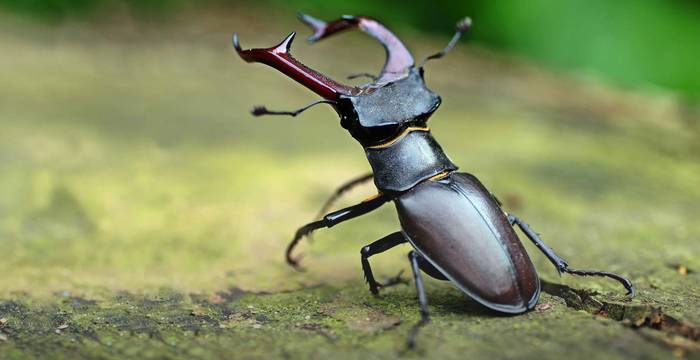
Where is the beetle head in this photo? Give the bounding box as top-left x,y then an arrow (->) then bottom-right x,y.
233,14 -> 451,147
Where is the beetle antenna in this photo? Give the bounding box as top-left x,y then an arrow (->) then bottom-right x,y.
347,72 -> 379,81
418,17 -> 472,67
251,99 -> 337,117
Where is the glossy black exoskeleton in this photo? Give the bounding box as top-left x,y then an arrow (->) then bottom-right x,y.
232,14 -> 635,348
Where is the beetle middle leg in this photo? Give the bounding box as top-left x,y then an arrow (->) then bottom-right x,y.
406,250 -> 430,349
315,172 -> 374,219
286,193 -> 389,269
360,232 -> 409,295
508,214 -> 636,297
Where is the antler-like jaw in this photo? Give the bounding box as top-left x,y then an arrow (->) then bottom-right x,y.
298,14 -> 415,84
233,31 -> 359,100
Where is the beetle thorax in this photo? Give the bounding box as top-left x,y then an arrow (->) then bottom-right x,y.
336,68 -> 441,147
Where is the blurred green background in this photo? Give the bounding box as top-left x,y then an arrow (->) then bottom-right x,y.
0,1 -> 699,359
2,0 -> 700,101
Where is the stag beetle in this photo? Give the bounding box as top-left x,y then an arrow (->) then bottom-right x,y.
232,14 -> 635,347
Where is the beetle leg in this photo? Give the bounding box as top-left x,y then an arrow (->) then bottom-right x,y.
250,99 -> 336,117
360,232 -> 408,295
381,269 -> 410,288
286,193 -> 390,269
314,172 -> 374,220
508,214 -> 636,297
308,172 -> 373,243
407,250 -> 430,349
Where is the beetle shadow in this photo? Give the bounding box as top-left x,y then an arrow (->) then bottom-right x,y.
416,282 -> 512,318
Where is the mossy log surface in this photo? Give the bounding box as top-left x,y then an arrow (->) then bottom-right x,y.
0,9 -> 698,359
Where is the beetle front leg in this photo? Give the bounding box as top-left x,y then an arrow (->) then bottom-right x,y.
360,232 -> 408,295
286,193 -> 389,269
306,172 -> 374,244
407,250 -> 430,349
508,214 -> 636,297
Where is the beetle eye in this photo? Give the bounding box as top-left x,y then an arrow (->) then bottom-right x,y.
419,67 -> 425,78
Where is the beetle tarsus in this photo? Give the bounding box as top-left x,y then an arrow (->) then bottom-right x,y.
407,317 -> 429,350
360,232 -> 407,295
559,266 -> 637,297
380,269 -> 409,288
510,214 -> 636,297
287,195 -> 389,270
286,256 -> 306,272
367,269 -> 409,296
286,220 -> 324,269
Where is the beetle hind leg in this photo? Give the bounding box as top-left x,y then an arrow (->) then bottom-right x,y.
407,250 -> 430,349
508,214 -> 636,297
360,232 -> 408,295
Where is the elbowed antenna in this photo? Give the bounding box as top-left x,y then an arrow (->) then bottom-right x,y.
233,32 -> 359,100
298,14 -> 415,84
418,17 -> 472,67
250,99 -> 337,117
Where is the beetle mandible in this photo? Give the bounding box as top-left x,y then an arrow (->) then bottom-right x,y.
232,14 -> 635,347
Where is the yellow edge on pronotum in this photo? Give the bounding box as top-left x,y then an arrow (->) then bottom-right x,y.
365,127 -> 430,150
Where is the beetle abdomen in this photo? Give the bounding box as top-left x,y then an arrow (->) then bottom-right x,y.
395,172 -> 540,314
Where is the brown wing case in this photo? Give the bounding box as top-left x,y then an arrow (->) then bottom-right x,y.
395,172 -> 540,313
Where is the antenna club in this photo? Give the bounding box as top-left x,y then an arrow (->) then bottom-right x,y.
251,106 -> 267,116
457,17 -> 472,33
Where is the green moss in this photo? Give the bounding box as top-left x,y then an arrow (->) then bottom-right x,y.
2,283 -> 696,359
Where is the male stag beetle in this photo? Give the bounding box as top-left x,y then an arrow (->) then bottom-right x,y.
232,14 -> 635,347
